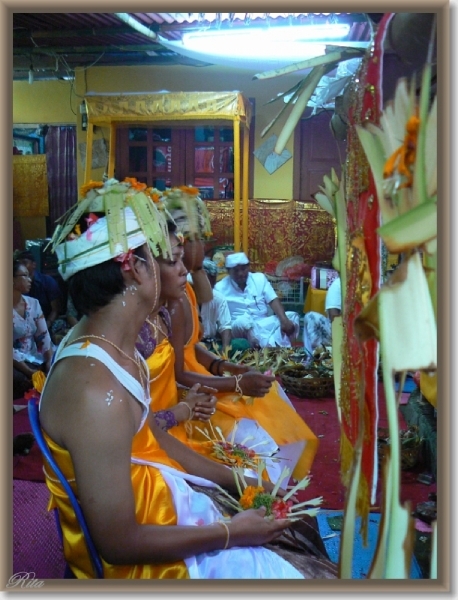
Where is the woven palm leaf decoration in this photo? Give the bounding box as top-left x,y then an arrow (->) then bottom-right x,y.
48,178 -> 172,259
129,190 -> 171,259
160,186 -> 212,241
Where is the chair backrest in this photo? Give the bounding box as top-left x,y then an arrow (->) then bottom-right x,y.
28,397 -> 104,578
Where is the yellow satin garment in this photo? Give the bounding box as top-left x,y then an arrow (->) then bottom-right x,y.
44,421 -> 189,579
146,337 -> 216,458
184,283 -> 319,480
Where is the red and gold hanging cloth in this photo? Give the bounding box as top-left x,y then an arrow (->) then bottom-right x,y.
339,13 -> 395,538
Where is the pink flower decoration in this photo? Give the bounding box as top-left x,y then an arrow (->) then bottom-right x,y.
85,213 -> 99,228
114,249 -> 134,271
195,518 -> 205,526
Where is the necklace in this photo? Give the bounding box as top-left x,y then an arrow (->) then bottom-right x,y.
146,314 -> 168,340
70,334 -> 148,392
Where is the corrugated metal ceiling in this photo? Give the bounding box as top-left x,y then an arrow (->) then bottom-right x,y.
13,12 -> 372,79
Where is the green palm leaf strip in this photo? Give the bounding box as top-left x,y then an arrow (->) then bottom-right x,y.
129,192 -> 172,258
104,189 -> 128,255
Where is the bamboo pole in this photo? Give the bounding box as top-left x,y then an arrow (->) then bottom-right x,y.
108,123 -> 117,178
84,122 -> 94,184
233,119 -> 241,252
242,124 -> 249,254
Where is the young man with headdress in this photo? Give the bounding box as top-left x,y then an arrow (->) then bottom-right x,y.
37,178 -> 337,579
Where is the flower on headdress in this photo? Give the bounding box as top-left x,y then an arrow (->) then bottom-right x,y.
123,177 -> 147,192
80,181 -> 104,197
85,213 -> 99,228
114,249 -> 135,271
145,187 -> 161,203
175,232 -> 185,245
179,185 -> 200,196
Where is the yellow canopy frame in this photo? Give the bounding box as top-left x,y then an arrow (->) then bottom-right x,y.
83,91 -> 252,253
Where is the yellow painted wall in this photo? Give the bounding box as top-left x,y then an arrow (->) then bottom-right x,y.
13,80 -> 76,244
13,80 -> 76,124
14,64 -> 304,199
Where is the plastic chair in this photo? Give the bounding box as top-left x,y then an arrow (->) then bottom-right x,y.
28,397 -> 104,578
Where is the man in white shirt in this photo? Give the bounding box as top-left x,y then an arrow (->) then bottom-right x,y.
200,258 -> 233,349
324,277 -> 342,323
214,252 -> 300,348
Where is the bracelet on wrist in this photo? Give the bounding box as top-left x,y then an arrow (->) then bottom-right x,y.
209,358 -> 226,376
234,374 -> 243,395
215,520 -> 230,550
154,410 -> 179,431
217,360 -> 226,376
179,388 -> 189,400
208,358 -> 220,375
177,401 -> 193,421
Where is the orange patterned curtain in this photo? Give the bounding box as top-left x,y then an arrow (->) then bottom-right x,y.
13,155 -> 49,217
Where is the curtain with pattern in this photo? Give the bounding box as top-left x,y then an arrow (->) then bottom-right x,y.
45,126 -> 77,230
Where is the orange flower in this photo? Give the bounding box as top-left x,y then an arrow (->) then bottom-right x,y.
383,113 -> 420,189
146,188 -> 161,203
80,181 -> 104,197
179,185 -> 200,196
123,177 -> 147,191
240,486 -> 264,509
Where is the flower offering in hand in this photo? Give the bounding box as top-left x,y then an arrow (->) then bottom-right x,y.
231,462 -> 323,521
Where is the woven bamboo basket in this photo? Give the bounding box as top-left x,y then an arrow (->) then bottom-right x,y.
280,367 -> 334,399
377,426 -> 422,470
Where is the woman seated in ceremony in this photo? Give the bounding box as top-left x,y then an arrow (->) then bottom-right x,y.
135,220 -> 218,451
138,221 -> 288,482
13,258 -> 54,399
161,191 -> 319,483
38,180 -> 337,580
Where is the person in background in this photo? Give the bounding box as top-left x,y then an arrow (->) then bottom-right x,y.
160,186 -> 214,305
214,252 -> 300,349
13,259 -> 53,399
16,250 -> 63,338
302,276 -> 341,354
199,258 -> 233,350
65,294 -> 81,329
167,267 -> 320,484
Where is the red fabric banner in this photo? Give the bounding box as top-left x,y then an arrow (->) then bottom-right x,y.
339,13 -> 395,538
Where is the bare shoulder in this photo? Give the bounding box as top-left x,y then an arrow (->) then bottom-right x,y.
168,297 -> 187,323
40,356 -> 140,448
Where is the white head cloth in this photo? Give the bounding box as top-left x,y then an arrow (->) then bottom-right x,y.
56,207 -> 147,281
225,252 -> 250,269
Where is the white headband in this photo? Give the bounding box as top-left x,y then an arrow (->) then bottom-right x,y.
225,252 -> 250,268
56,207 -> 147,281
